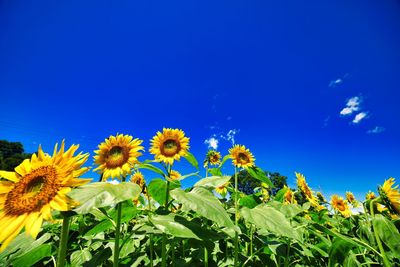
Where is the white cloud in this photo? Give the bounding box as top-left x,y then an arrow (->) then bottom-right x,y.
340,96 -> 361,116
219,129 -> 240,145
329,78 -> 343,88
204,136 -> 219,150
352,112 -> 367,124
367,126 -> 385,134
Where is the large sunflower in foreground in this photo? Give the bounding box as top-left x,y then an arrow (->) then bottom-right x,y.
331,195 -> 351,218
229,145 -> 255,168
94,134 -> 143,180
296,172 -> 319,207
0,141 -> 91,251
150,128 -> 190,165
379,177 -> 400,214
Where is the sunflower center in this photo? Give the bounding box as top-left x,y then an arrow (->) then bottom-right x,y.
4,166 -> 60,215
161,139 -> 181,157
238,153 -> 249,163
105,146 -> 129,168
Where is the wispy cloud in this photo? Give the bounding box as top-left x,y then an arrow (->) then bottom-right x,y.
329,78 -> 343,88
220,129 -> 240,145
352,112 -> 368,124
340,96 -> 361,116
367,126 -> 385,134
204,136 -> 219,150
322,116 -> 330,128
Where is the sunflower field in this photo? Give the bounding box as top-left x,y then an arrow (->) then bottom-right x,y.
0,129 -> 399,267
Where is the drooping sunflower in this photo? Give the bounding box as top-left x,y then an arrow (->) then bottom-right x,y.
149,128 -> 190,165
296,172 -> 318,207
317,192 -> 327,203
228,145 -> 255,168
203,150 -> 222,168
331,195 -> 351,218
131,171 -> 145,192
94,134 -> 143,180
169,170 -> 181,181
0,141 -> 91,251
346,191 -> 359,208
215,182 -> 229,196
283,186 -> 297,204
378,177 -> 400,214
366,191 -> 376,200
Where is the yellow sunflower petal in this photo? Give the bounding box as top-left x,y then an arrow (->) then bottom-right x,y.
0,171 -> 19,182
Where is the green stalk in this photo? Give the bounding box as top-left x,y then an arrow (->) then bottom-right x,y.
284,240 -> 291,267
149,234 -> 154,267
161,234 -> 167,267
234,166 -> 239,267
204,246 -> 209,267
370,199 -> 391,267
249,225 -> 253,259
113,176 -> 126,267
56,212 -> 71,267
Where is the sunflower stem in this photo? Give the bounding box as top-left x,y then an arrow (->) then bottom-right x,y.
161,234 -> 167,267
149,234 -> 154,267
370,199 -> 391,267
113,201 -> 123,267
57,212 -> 71,267
234,166 -> 239,267
204,246 -> 209,267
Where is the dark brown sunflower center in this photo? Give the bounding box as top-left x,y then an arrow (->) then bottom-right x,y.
4,166 -> 60,215
105,146 -> 129,168
238,153 -> 249,163
161,139 -> 181,157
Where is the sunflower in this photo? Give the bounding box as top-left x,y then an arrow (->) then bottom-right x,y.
94,134 -> 143,180
331,195 -> 351,218
228,145 -> 255,168
317,192 -> 327,203
131,171 -> 145,192
169,170 -> 181,181
261,182 -> 270,202
283,186 -> 297,204
379,177 -> 400,214
0,141 -> 91,251
149,128 -> 190,165
203,150 -> 222,168
346,191 -> 359,207
366,191 -> 376,200
215,182 -> 229,196
296,172 -> 318,207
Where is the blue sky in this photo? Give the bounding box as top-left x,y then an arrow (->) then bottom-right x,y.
1,0 -> 400,200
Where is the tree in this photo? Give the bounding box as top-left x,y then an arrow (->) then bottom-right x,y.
234,169 -> 287,196
0,140 -> 32,171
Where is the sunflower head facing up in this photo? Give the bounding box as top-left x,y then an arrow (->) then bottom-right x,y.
203,150 -> 222,168
366,191 -> 376,200
150,128 -> 190,165
296,172 -> 318,207
94,134 -> 144,181
283,186 -> 297,204
131,171 -> 145,192
331,195 -> 351,218
169,170 -> 181,181
0,141 -> 91,251
228,145 -> 255,169
379,177 -> 400,215
215,182 -> 229,197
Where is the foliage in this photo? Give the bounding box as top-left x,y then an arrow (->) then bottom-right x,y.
0,140 -> 32,171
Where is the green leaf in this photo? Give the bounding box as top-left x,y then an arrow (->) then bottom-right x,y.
71,249 -> 92,267
12,244 -> 52,267
69,182 -> 141,214
83,247 -> 112,267
219,155 -> 231,167
239,194 -> 260,209
274,187 -> 288,202
138,163 -> 165,176
150,214 -> 201,240
247,167 -> 274,188
328,238 -> 356,267
170,188 -> 235,231
373,214 -> 400,258
208,168 -> 222,177
184,152 -> 199,170
194,176 -> 231,189
240,204 -> 301,241
148,178 -> 181,205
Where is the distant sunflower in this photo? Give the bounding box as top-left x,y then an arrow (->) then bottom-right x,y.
203,150 -> 221,168
283,186 -> 297,204
229,145 -> 255,168
94,134 -> 143,180
131,171 -> 145,192
317,192 -> 327,203
169,170 -> 181,181
215,182 -> 229,196
331,195 -> 351,218
346,192 -> 355,203
150,128 -> 190,165
296,172 -> 318,207
366,191 -> 376,200
379,177 -> 400,214
0,141 -> 91,251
